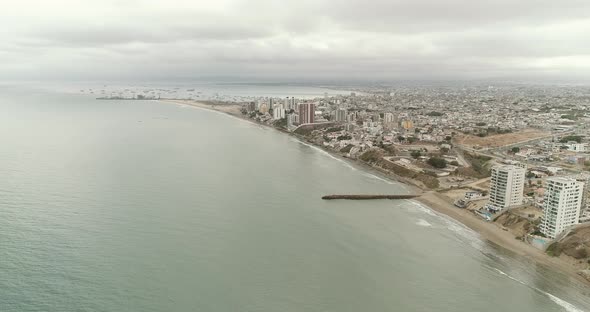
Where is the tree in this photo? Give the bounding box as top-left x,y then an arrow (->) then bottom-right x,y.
397,136 -> 405,142
511,147 -> 521,153
407,136 -> 417,144
450,160 -> 459,166
411,150 -> 422,159
440,147 -> 450,154
445,136 -> 452,141
427,157 -> 447,168
559,135 -> 583,143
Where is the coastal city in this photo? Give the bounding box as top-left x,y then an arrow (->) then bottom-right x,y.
93,83 -> 590,283
154,84 -> 590,282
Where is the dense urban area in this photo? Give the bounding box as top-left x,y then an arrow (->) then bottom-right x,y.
97,84 -> 590,281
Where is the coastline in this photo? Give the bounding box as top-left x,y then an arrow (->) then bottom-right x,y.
417,192 -> 589,286
160,99 -> 589,287
162,99 -> 423,194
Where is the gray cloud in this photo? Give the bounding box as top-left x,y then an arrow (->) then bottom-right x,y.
1,0 -> 590,82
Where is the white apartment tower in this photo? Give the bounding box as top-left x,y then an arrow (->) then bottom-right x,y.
272,104 -> 285,120
487,165 -> 526,211
335,109 -> 347,123
541,177 -> 584,239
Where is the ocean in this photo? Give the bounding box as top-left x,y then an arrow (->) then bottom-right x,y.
1,85 -> 589,311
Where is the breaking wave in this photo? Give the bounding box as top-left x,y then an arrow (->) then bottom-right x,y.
493,268 -> 584,312
416,219 -> 432,227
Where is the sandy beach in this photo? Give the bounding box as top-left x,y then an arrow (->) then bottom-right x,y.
417,192 -> 590,285
161,99 -> 589,286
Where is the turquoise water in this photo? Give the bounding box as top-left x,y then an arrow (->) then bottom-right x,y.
1,86 -> 589,311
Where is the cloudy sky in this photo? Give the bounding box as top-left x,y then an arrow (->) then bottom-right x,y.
1,0 -> 590,82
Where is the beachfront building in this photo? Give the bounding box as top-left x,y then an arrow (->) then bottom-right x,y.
273,104 -> 285,120
299,103 -> 315,124
334,108 -> 347,123
486,165 -> 526,212
540,177 -> 584,239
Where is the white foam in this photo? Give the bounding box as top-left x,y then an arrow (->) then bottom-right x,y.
546,293 -> 585,312
362,172 -> 395,184
408,200 -> 485,250
416,219 -> 432,227
493,268 -> 584,312
292,139 -> 358,171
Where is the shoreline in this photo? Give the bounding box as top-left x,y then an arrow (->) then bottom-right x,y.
160,99 -> 589,287
162,99 -> 423,194
416,192 -> 589,286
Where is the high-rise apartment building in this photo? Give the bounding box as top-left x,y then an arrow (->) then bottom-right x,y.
335,109 -> 347,123
298,103 -> 315,124
487,165 -> 526,211
541,177 -> 584,238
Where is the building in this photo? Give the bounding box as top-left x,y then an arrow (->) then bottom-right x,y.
401,119 -> 414,130
259,103 -> 269,114
335,108 -> 347,123
567,143 -> 588,153
384,112 -> 395,123
245,102 -> 256,112
540,177 -> 584,238
298,103 -> 315,124
487,165 -> 526,211
273,104 -> 285,120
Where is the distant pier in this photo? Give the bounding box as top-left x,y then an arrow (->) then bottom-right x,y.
321,194 -> 419,200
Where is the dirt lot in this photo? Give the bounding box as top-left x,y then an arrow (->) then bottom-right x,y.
455,129 -> 551,148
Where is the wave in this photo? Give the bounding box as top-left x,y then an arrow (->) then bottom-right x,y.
416,219 -> 432,227
407,200 -> 486,251
291,139 -> 358,170
493,268 -> 584,312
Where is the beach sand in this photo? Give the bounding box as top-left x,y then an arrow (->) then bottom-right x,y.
417,192 -> 589,285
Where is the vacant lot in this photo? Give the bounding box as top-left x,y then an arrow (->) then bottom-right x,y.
455,129 -> 551,148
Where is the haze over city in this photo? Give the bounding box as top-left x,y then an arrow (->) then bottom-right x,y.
2,0 -> 590,82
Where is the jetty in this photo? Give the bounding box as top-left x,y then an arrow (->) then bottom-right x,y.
321,194 -> 420,200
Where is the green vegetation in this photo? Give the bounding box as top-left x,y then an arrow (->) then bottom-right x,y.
450,160 -> 459,166
511,147 -> 520,153
273,118 -> 287,129
427,157 -> 447,169
486,127 -> 513,135
407,136 -> 417,144
340,144 -> 354,153
560,114 -> 576,120
426,111 -> 443,116
359,149 -> 383,163
411,150 -> 422,159
476,122 -> 487,126
559,135 -> 583,143
546,242 -> 561,257
358,149 -> 439,189
460,152 -> 492,178
337,134 -> 352,141
382,144 -> 397,155
325,126 -> 344,133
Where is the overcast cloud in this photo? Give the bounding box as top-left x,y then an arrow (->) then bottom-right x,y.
1,0 -> 590,82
